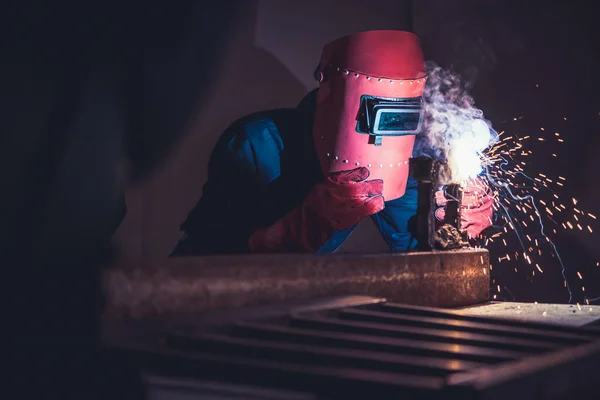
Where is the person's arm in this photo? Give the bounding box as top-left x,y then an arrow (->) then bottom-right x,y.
171,122 -> 286,256
249,167 -> 384,253
172,117 -> 385,256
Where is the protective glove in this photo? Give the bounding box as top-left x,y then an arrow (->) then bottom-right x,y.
434,177 -> 494,240
249,167 -> 384,252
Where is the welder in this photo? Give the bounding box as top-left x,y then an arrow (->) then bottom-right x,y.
171,30 -> 494,256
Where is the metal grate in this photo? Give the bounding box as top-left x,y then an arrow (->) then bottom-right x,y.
119,299 -> 600,399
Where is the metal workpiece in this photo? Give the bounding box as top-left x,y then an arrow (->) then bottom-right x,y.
410,157 -> 468,251
102,249 -> 490,320
111,296 -> 600,399
442,183 -> 463,230
410,156 -> 441,250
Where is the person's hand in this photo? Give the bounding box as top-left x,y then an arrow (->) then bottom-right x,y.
435,177 -> 494,239
306,167 -> 384,231
249,167 -> 384,252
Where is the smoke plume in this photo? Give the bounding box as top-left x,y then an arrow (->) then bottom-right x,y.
414,62 -> 498,185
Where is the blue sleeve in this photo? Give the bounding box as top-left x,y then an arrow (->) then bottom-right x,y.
372,176 -> 419,251
171,118 -> 287,255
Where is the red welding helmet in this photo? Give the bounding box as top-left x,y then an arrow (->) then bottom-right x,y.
313,30 -> 427,201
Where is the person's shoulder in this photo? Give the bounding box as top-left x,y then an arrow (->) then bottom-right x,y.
231,108 -> 301,145
213,108 -> 304,158
216,91 -> 317,155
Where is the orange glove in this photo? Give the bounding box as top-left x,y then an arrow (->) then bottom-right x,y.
249,167 -> 384,252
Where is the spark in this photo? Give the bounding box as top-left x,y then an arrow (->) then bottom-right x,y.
425,70 -> 598,305
536,264 -> 543,273
474,118 -> 600,304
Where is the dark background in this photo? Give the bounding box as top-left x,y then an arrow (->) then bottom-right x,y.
2,0 -> 599,347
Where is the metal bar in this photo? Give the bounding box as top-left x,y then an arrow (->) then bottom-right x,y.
232,322 -> 524,363
102,249 -> 490,320
106,297 -> 600,398
410,157 -> 440,250
109,345 -> 445,398
166,332 -> 483,376
290,315 -> 561,353
142,375 -> 317,400
338,309 -> 592,345
446,340 -> 600,400
380,302 -> 600,336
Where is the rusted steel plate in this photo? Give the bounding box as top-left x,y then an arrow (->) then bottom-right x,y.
102,249 -> 490,320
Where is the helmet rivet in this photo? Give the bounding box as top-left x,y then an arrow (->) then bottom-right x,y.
335,156 -> 339,160
344,70 -> 349,75
379,164 -> 383,168
354,73 -> 359,78
343,159 -> 349,163
367,164 -> 372,167
366,76 -> 370,80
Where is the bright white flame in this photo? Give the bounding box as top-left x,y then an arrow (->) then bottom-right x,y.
414,62 -> 497,184
447,119 -> 494,182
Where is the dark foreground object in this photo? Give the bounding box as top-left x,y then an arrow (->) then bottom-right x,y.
105,296 -> 600,399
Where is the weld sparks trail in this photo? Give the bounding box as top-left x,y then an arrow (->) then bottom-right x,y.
476,119 -> 597,304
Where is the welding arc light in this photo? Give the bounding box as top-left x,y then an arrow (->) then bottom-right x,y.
447,119 -> 496,183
